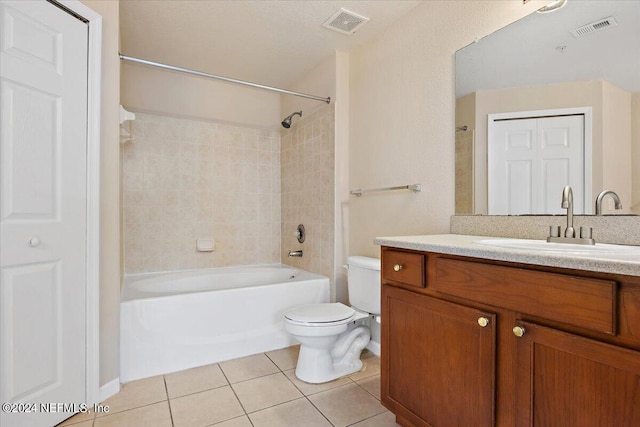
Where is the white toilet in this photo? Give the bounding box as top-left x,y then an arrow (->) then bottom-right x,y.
284,256 -> 381,384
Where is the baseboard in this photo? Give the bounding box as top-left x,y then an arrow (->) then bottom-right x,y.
98,377 -> 120,402
366,340 -> 381,356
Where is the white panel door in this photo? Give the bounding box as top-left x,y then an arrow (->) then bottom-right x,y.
0,1 -> 88,426
538,116 -> 584,214
489,115 -> 584,215
488,118 -> 536,215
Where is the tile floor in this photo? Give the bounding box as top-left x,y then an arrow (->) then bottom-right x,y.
58,346 -> 400,427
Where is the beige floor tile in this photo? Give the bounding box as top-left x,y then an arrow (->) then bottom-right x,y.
283,368 -> 353,396
308,383 -> 387,427
249,397 -> 332,427
350,411 -> 401,427
265,345 -> 300,371
357,375 -> 381,400
361,349 -> 377,360
165,363 -> 228,398
98,375 -> 167,416
219,353 -> 279,383
56,409 -> 95,426
349,356 -> 380,381
94,402 -> 172,427
170,386 -> 244,427
57,420 -> 93,427
232,372 -> 303,413
213,415 -> 253,426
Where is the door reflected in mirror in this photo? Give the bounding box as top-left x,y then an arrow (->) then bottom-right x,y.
455,0 -> 639,215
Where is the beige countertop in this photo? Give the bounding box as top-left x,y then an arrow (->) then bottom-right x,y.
375,234 -> 640,277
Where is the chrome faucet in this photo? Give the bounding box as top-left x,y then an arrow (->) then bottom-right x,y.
561,185 -> 575,238
288,250 -> 303,257
595,190 -> 622,215
547,185 -> 595,245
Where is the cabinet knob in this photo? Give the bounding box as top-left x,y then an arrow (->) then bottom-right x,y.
28,236 -> 41,247
477,317 -> 490,328
393,264 -> 403,272
512,326 -> 526,337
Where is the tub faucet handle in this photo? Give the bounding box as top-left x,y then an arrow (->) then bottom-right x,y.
294,224 -> 305,243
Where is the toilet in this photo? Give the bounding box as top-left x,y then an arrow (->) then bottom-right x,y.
284,256 -> 380,384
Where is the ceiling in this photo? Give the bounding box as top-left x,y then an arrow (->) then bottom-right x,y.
455,0 -> 640,98
120,1 -> 422,90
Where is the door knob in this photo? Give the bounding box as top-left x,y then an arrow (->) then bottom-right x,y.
28,236 -> 41,247
393,264 -> 403,272
512,326 -> 526,337
477,317 -> 490,327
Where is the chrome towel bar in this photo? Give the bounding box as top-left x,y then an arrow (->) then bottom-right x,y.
350,184 -> 421,197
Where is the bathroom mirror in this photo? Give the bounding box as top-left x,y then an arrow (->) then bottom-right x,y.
455,1 -> 639,215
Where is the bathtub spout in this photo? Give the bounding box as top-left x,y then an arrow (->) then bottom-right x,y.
288,250 -> 303,257
331,325 -> 370,375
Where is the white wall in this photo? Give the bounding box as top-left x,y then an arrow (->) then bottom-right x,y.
121,62 -> 281,128
80,0 -> 120,388
602,82 -> 632,213
633,93 -> 640,212
349,1 -> 545,257
281,55 -> 336,120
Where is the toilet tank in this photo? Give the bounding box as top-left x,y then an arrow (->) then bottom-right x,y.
347,256 -> 381,315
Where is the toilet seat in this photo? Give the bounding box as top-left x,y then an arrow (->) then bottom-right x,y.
285,303 -> 355,326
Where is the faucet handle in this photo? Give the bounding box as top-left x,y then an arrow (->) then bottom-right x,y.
549,226 -> 561,238
580,227 -> 593,239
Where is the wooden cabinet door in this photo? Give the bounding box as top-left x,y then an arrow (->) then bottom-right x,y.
381,285 -> 496,427
515,321 -> 640,427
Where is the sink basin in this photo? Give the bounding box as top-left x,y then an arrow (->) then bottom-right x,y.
475,239 -> 640,255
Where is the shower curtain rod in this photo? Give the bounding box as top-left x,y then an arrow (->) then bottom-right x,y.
119,54 -> 331,104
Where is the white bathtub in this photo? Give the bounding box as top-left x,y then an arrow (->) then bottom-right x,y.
120,264 -> 329,382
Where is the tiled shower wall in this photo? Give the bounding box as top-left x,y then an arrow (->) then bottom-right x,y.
280,104 -> 335,290
122,113 -> 281,273
455,130 -> 474,214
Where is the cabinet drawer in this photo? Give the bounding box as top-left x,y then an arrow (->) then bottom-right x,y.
382,250 -> 425,288
433,257 -> 616,334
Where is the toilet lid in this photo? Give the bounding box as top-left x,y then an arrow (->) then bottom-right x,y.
285,303 -> 355,324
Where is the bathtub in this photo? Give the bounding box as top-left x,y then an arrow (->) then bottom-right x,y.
120,264 -> 329,382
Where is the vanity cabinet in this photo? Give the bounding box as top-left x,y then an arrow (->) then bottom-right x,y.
382,285 -> 495,427
514,321 -> 640,426
380,246 -> 640,427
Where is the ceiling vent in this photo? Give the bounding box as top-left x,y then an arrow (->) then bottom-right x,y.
323,8 -> 369,35
571,16 -> 618,38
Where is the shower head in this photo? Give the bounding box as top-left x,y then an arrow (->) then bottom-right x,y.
281,111 -> 302,128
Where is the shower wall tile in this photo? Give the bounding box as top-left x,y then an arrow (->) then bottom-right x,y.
455,132 -> 474,214
123,113 -> 281,273
281,105 -> 336,293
